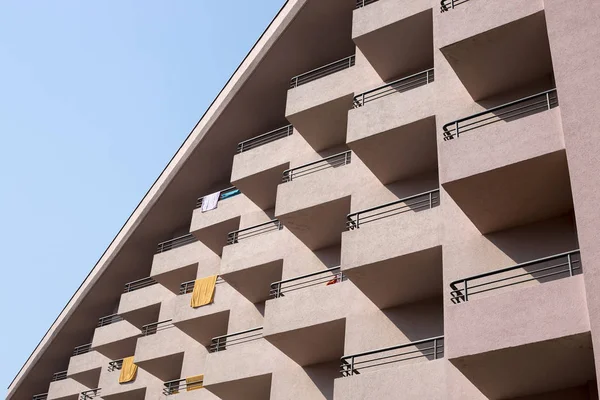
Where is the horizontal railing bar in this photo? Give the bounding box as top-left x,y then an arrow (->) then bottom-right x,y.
142,319 -> 173,329
283,151 -> 351,176
347,189 -> 439,221
355,68 -> 434,99
229,219 -> 280,236
196,186 -> 239,208
449,250 -> 580,290
270,274 -> 342,293
347,199 -> 437,227
341,335 -> 444,360
238,125 -> 293,147
290,55 -> 355,86
211,326 -> 263,341
271,266 -> 341,288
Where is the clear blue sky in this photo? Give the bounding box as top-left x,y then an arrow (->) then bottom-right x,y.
0,0 -> 284,391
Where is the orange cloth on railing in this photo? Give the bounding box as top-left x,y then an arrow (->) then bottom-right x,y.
326,276 -> 340,286
118,356 -> 138,384
190,275 -> 217,308
186,374 -> 204,391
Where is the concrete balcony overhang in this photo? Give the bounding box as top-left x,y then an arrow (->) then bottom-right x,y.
231,126 -> 296,210
150,241 -> 218,294
264,282 -> 348,366
67,351 -> 109,389
205,339 -> 281,400
133,325 -> 189,382
438,6 -> 552,101
91,320 -> 141,360
47,378 -> 89,400
353,0 -> 433,81
342,203 -> 441,308
285,62 -> 355,151
117,283 -> 172,329
221,259 -> 283,304
275,154 -> 353,250
347,80 -> 437,184
170,284 -> 231,346
190,193 -> 248,256
446,275 -> 594,399
440,102 -> 572,234
334,358 -> 444,400
98,367 -> 151,400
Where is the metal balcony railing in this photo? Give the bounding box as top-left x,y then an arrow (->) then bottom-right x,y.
156,233 -> 198,254
347,189 -> 440,230
340,336 -> 444,377
355,0 -> 379,8
270,266 -> 346,298
282,151 -> 352,182
227,219 -> 283,245
442,89 -> 558,141
80,388 -> 101,400
72,343 -> 92,356
237,125 -> 293,153
97,313 -> 123,328
51,370 -> 67,382
353,69 -> 435,108
290,55 -> 355,89
450,250 -> 581,303
32,394 -> 48,400
210,327 -> 263,353
179,277 -> 224,295
440,0 -> 470,12
195,186 -> 241,209
108,359 -> 123,372
142,319 -> 173,336
163,377 -> 203,395
123,276 -> 157,293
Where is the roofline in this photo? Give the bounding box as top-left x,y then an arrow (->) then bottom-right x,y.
7,0 -> 305,396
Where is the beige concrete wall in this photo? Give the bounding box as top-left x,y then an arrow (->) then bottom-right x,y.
47,378 -> 89,400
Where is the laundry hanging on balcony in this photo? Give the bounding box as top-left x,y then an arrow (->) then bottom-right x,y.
118,356 -> 138,384
186,374 -> 204,391
202,191 -> 220,212
190,275 -> 217,308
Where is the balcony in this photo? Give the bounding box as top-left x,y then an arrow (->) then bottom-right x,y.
150,239 -> 220,295
47,374 -> 89,400
275,151 -> 352,250
285,56 -> 356,151
133,320 -> 193,382
264,270 -> 348,366
445,251 -> 595,399
231,125 -> 297,210
162,376 -> 213,399
98,361 -> 156,400
334,337 -> 444,400
440,89 -> 572,233
171,278 -> 230,346
352,0 -> 433,81
347,69 -> 436,184
33,394 -> 48,400
341,190 -> 442,308
438,5 -> 552,101
117,277 -> 172,328
189,187 -> 260,256
220,220 -> 286,303
204,327 -> 280,400
67,344 -> 109,388
91,314 -> 140,360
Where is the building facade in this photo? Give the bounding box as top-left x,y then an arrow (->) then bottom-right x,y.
8,0 -> 600,399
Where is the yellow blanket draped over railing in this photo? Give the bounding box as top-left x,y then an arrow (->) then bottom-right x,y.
118,356 -> 138,384
190,275 -> 217,308
186,374 -> 204,391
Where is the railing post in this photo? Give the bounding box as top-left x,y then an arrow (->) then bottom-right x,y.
361,92 -> 365,106
429,192 -> 433,208
463,280 -> 469,302
276,282 -> 281,298
433,338 -> 438,359
350,356 -> 355,376
426,70 -> 430,84
546,92 -> 551,110
567,253 -> 573,277
451,0 -> 455,8
455,120 -> 459,138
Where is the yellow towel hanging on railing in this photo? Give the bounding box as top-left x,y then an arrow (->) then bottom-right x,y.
118,356 -> 138,384
186,374 -> 204,391
190,275 -> 217,308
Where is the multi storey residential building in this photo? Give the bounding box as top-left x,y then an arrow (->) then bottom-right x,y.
7,0 -> 600,399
